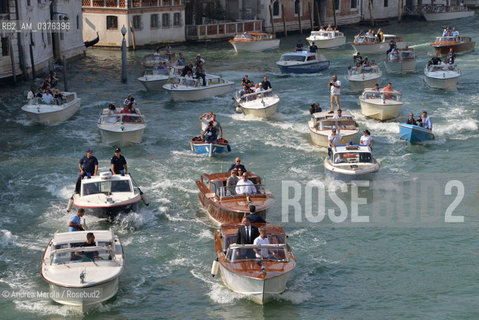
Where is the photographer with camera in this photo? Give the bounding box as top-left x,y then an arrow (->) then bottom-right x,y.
328,75 -> 341,114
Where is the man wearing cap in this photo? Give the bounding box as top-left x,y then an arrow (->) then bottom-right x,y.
360,130 -> 374,148
328,75 -> 341,114
195,54 -> 206,86
75,150 -> 98,193
111,148 -> 128,175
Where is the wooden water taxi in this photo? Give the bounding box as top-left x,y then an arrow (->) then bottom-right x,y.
229,32 -> 280,52
430,36 -> 475,55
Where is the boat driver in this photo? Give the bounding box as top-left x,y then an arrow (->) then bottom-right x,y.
235,172 -> 257,195
328,129 -> 347,157
241,75 -> 253,88
236,217 -> 259,259
74,232 -> 101,261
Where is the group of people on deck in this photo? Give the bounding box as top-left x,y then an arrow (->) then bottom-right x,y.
356,28 -> 384,43
427,49 -> 456,67
199,112 -> 223,143
176,53 -> 206,86
240,75 -> 272,96
349,54 -> 378,75
406,111 -> 432,131
442,26 -> 460,38
27,71 -> 65,105
225,158 -> 258,196
106,95 -> 138,118
235,216 -> 280,260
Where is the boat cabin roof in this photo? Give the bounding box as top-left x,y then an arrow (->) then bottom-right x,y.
312,110 -> 355,120
52,230 -> 114,245
310,30 -> 343,37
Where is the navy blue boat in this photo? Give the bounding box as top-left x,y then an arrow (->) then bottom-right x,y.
276,51 -> 330,74
399,123 -> 434,143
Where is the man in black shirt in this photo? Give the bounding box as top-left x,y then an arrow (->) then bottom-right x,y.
261,76 -> 272,90
111,148 -> 128,175
406,113 -> 417,125
309,42 -> 318,53
228,157 -> 247,172
75,149 -> 98,193
74,232 -> 100,261
241,75 -> 253,88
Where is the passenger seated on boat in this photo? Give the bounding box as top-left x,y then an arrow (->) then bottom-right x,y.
334,154 -> 347,164
42,89 -> 54,104
108,103 -> 119,116
451,27 -> 459,37
360,130 -> 374,149
185,71 -> 195,86
226,169 -> 239,195
354,52 -> 362,64
362,57 -> 370,67
255,83 -> 264,93
181,61 -> 194,77
235,172 -> 257,195
333,109 -> 343,119
27,86 -> 36,100
309,103 -> 321,114
120,104 -> 130,114
52,88 -> 65,105
428,55 -> 441,67
447,49 -> 456,64
253,227 -> 275,259
389,51 -> 400,61
319,26 -> 325,31
381,83 -> 394,99
326,24 -> 333,31
406,113 -> 417,125
128,98 -> 137,114
204,121 -> 218,143
73,233 -> 101,261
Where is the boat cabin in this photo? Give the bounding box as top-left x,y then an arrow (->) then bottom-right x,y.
99,108 -> 145,125
310,30 -> 344,39
236,89 -> 275,103
232,32 -> 274,41
81,172 -> 134,197
200,172 -> 267,199
349,65 -> 381,76
362,88 -> 402,101
311,111 -> 358,131
279,51 -> 318,63
331,145 -> 374,164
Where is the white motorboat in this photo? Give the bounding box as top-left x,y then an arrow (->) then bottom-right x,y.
359,88 -> 404,121
423,64 -> 461,90
229,32 -> 280,52
324,145 -> 380,182
352,34 -> 406,55
212,223 -> 296,304
21,92 -> 81,124
137,68 -> 172,91
347,65 -> 382,91
234,89 -> 280,118
41,230 -> 124,312
384,49 -> 417,73
71,171 -> 143,218
306,30 -> 346,48
97,108 -> 146,146
142,53 -> 169,68
162,74 -> 235,102
423,5 -> 475,21
308,110 -> 359,147
275,51 -> 330,74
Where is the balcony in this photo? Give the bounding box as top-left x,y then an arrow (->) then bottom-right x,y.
82,0 -> 184,8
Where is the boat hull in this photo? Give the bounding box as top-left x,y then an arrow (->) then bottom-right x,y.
306,36 -> 346,48
242,103 -> 277,118
165,83 -> 235,102
137,77 -> 169,91
230,39 -> 280,52
384,59 -> 416,73
423,74 -> 459,90
424,10 -> 474,21
324,160 -> 380,182
99,128 -> 145,146
276,60 -> 330,74
190,142 -> 231,156
22,98 -> 81,124
399,123 -> 435,143
48,278 -> 119,312
352,41 -> 406,54
219,264 -> 292,304
348,77 -> 382,91
432,42 -> 475,55
359,99 -> 403,120
309,129 -> 358,147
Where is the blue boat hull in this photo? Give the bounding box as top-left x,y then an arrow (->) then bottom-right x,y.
277,61 -> 330,74
399,124 -> 434,143
190,142 -> 231,157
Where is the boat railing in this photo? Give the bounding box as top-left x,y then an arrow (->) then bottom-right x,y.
99,113 -> 145,125
213,183 -> 267,199
237,89 -> 275,102
363,89 -> 401,101
226,243 -> 290,262
51,245 -> 116,265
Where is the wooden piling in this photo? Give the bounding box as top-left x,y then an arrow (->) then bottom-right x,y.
281,4 -> 287,37
308,1 -> 313,30
269,5 -> 276,36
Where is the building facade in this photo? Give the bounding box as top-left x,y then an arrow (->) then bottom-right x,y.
82,0 -> 186,47
0,0 -> 85,80
361,0 -> 400,20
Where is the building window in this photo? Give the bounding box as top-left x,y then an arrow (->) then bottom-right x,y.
151,14 -> 158,29
106,16 -> 118,30
384,0 -> 388,7
133,15 -> 141,30
351,0 -> 357,9
27,0 -> 31,6
162,13 -> 170,27
294,0 -> 301,16
1,37 -> 9,56
173,12 -> 181,26
0,0 -> 8,13
335,0 -> 340,11
272,1 -> 280,17
76,15 -> 79,29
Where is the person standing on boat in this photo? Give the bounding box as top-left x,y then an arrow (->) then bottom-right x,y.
309,42 -> 318,53
111,148 -> 128,175
360,130 -> 375,149
195,54 -> 206,86
328,75 -> 341,114
74,149 -> 98,194
68,208 -> 85,232
261,76 -> 272,90
253,227 -> 277,259
236,217 -> 259,245
328,129 -> 347,157
354,52 -> 362,64
447,49 -> 456,64
381,82 -> 394,99
420,111 -> 432,131
333,109 -> 343,119
27,86 -> 36,100
406,113 -> 417,125
228,157 -> 247,172
176,52 -> 185,66
451,27 -> 459,37
309,103 -> 321,114
296,40 -> 303,51
236,172 -> 256,195
376,29 -> 383,42
199,112 -> 213,140
428,55 -> 441,67
247,205 -> 266,224
204,121 -> 218,143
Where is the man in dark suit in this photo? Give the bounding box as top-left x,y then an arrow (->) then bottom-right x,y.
246,205 -> 266,224
236,217 -> 259,259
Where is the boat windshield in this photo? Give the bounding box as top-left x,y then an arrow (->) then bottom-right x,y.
280,55 -> 306,62
435,36 -> 457,42
100,113 -> 145,124
355,35 -> 377,43
428,65 -> 457,72
314,119 -> 358,131
334,152 -> 372,164
82,180 -> 132,196
363,90 -> 401,101
213,183 -> 267,199
237,89 -> 275,102
51,244 -> 114,265
234,34 -> 254,40
225,243 -> 290,262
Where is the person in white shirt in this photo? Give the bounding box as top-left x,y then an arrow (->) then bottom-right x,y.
253,227 -> 276,259
27,86 -> 36,100
332,109 -> 343,119
328,75 -> 341,114
42,89 -> 54,104
200,112 -> 214,140
328,129 -> 347,149
185,70 -> 195,86
451,27 -> 459,37
235,172 -> 257,195
255,83 -> 264,93
360,130 -> 374,148
420,111 -> 432,131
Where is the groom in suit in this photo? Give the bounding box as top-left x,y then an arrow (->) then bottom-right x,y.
236,217 -> 260,259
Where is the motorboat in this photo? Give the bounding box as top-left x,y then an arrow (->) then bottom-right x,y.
276,51 -> 329,74
352,34 -> 406,55
21,92 -> 81,124
162,74 -> 235,102
423,64 -> 461,90
196,172 -> 274,225
97,108 -> 146,146
430,36 -> 475,55
359,88 -> 404,121
347,65 -> 382,91
399,123 -> 435,143
423,5 -> 475,21
211,223 -> 296,304
142,53 -> 169,68
190,137 -> 231,156
306,30 -> 346,48
229,32 -> 280,52
41,230 -> 124,312
234,89 -> 280,118
384,49 -> 417,73
137,67 -> 172,91
324,145 -> 380,181
71,171 -> 143,218
308,110 -> 359,147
